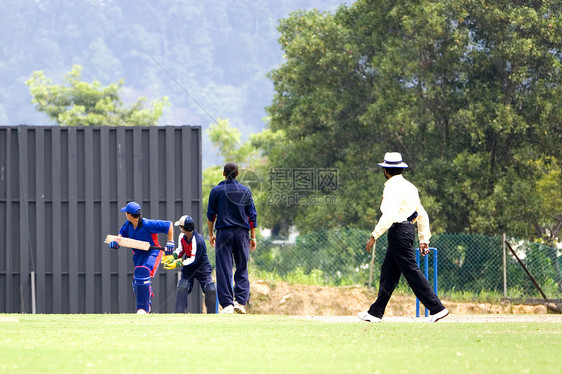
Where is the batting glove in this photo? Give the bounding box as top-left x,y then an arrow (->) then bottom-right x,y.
163,259 -> 183,270
165,240 -> 175,255
109,241 -> 119,250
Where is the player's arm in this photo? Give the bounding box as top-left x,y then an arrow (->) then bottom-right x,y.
167,222 -> 173,242
366,187 -> 399,252
248,213 -> 257,252
191,234 -> 204,263
246,191 -> 257,251
164,222 -> 175,255
365,236 -> 376,253
371,187 -> 401,240
109,226 -> 126,250
206,189 -> 217,247
109,236 -> 121,250
249,225 -> 256,251
207,219 -> 216,247
416,200 -> 431,255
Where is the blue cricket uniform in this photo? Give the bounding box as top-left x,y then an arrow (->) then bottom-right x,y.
119,217 -> 170,312
119,217 -> 170,275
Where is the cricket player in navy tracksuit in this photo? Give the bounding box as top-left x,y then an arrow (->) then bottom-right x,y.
109,201 -> 175,314
161,215 -> 217,313
207,162 -> 257,314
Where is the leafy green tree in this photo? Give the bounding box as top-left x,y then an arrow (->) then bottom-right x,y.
202,119 -> 246,217
202,119 -> 286,232
26,65 -> 168,126
265,0 -> 561,242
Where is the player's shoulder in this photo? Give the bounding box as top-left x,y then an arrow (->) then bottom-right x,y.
194,231 -> 207,244
393,174 -> 416,187
139,217 -> 156,227
403,177 -> 419,191
143,217 -> 171,227
231,180 -> 252,194
194,230 -> 204,240
211,180 -> 227,189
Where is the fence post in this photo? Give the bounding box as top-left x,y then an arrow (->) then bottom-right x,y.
505,240 -> 548,299
31,271 -> 36,314
502,233 -> 507,298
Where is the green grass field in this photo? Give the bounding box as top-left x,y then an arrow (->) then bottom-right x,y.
1,314 -> 560,373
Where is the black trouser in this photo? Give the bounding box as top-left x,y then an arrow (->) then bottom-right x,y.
215,227 -> 250,307
368,222 -> 445,318
175,268 -> 214,313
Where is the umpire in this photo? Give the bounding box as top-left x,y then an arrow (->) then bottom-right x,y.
358,152 -> 449,323
207,162 -> 257,314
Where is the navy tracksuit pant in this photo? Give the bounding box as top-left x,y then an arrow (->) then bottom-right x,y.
368,222 -> 445,318
215,227 -> 250,307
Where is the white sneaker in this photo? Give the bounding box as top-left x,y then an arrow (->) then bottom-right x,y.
136,309 -> 148,314
220,305 -> 234,314
233,302 -> 246,314
357,311 -> 382,323
426,308 -> 449,323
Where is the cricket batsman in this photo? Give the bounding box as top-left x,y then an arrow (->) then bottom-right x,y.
109,201 -> 175,314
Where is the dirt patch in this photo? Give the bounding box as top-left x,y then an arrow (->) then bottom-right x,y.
246,278 -> 553,316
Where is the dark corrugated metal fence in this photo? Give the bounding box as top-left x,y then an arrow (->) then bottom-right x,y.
0,125 -> 203,313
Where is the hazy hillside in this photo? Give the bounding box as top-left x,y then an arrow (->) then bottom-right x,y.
0,0 -> 352,166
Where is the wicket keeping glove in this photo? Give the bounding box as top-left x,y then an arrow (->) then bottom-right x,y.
161,253 -> 177,265
165,240 -> 175,255
163,259 -> 183,270
109,241 -> 119,250
161,255 -> 173,266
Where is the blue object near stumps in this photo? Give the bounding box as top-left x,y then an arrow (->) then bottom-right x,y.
415,247 -> 438,317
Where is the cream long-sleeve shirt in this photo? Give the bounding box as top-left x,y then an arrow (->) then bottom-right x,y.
371,174 -> 431,244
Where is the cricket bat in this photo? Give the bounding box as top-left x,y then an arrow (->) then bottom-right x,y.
105,235 -> 164,251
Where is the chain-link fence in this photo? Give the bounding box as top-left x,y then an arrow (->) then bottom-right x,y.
244,230 -> 562,300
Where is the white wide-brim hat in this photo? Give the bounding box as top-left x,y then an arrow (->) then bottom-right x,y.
377,152 -> 408,168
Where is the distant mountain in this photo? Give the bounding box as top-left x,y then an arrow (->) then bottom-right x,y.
0,0 -> 352,167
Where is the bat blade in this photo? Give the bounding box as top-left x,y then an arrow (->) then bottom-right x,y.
105,235 -> 152,251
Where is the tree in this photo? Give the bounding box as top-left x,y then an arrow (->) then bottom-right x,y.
492,157 -> 562,291
26,64 -> 168,126
202,119 -> 250,217
264,0 -> 561,240
202,119 -> 285,233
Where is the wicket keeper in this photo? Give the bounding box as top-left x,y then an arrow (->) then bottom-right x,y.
161,215 -> 217,313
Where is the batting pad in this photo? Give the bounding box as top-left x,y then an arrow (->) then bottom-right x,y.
133,266 -> 151,313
